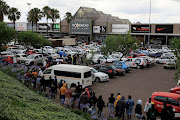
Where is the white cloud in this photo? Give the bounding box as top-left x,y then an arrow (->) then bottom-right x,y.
3,0 -> 180,23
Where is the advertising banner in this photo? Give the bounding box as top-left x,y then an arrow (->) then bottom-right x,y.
52,24 -> 60,31
93,26 -> 106,33
131,25 -> 150,33
15,22 -> 27,31
38,23 -> 50,30
27,23 -> 36,31
112,24 -> 129,33
71,20 -> 91,34
155,25 -> 173,33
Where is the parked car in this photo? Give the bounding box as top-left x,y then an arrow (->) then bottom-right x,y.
151,92 -> 180,118
164,59 -> 177,69
90,67 -> 109,82
25,50 -> 36,55
87,54 -> 106,64
125,57 -> 147,69
43,46 -> 54,53
47,52 -> 60,59
19,54 -> 43,65
93,64 -> 116,77
170,86 -> 180,94
6,47 -> 20,53
1,51 -> 14,57
113,61 -> 131,72
15,54 -> 27,63
3,55 -> 14,63
155,57 -> 171,64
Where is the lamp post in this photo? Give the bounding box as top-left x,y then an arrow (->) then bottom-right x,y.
27,3 -> 31,11
148,0 -> 151,50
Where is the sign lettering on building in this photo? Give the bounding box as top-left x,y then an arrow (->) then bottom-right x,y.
71,20 -> 91,34
112,24 -> 129,33
38,24 -> 50,30
93,26 -> 106,33
52,24 -> 60,30
15,23 -> 27,31
131,25 -> 150,33
155,25 -> 173,33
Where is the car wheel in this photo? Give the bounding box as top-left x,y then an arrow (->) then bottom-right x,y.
164,66 -> 166,69
30,62 -> 34,66
137,65 -> 140,69
156,60 -> 159,64
95,77 -> 100,83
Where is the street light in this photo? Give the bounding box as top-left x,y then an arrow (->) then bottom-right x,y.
148,0 -> 151,50
27,3 -> 31,11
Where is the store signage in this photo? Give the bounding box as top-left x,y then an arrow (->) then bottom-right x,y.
7,23 -> 14,28
131,25 -> 150,33
15,22 -> 27,31
112,24 -> 129,33
71,20 -> 91,34
52,24 -> 60,30
93,26 -> 106,33
155,25 -> 173,33
38,24 -> 50,30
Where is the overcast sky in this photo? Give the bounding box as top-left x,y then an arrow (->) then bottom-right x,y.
4,0 -> 180,24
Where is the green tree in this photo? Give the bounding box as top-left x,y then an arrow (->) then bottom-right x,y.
0,0 -> 9,22
17,31 -> 51,48
42,6 -> 51,35
101,32 -> 137,57
50,8 -> 60,38
27,9 -> 35,32
0,22 -> 15,49
7,7 -> 21,29
65,12 -> 72,37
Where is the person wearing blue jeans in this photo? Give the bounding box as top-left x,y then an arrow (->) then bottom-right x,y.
108,93 -> 115,117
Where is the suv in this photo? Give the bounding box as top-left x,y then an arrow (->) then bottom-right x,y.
20,54 -> 43,65
93,64 -> 116,77
151,92 -> 180,118
125,57 -> 147,69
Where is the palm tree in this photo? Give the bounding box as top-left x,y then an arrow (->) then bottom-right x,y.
42,6 -> 51,35
27,9 -> 35,32
0,0 -> 9,21
65,12 -> 72,37
7,7 -> 21,29
50,8 -> 60,38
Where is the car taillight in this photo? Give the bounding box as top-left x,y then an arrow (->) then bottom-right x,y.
109,70 -> 112,73
164,63 -> 166,64
82,80 -> 84,85
132,63 -> 135,65
142,62 -> 144,65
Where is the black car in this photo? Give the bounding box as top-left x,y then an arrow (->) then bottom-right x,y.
93,64 -> 116,77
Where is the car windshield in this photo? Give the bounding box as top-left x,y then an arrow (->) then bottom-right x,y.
12,48 -> 18,49
110,65 -> 116,69
91,68 -> 98,73
47,47 -> 52,49
27,55 -> 35,59
166,59 -> 175,62
22,55 -> 26,57
108,56 -> 113,59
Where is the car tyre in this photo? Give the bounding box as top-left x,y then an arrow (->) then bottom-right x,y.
137,65 -> 140,69
30,62 -> 34,66
164,66 -> 166,69
95,77 -> 100,83
156,61 -> 159,64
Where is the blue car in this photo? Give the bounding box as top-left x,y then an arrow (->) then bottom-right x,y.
113,61 -> 131,72
57,51 -> 67,57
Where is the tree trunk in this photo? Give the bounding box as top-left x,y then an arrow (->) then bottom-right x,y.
36,22 -> 37,33
0,11 -> 4,22
53,20 -> 54,39
13,21 -> 15,30
32,22 -> 33,32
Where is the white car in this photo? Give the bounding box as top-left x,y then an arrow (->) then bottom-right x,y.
43,46 -> 54,53
155,57 -> 171,64
105,56 -> 117,63
20,54 -> 44,65
47,52 -> 60,59
15,54 -> 27,62
140,56 -> 155,65
125,57 -> 147,69
164,59 -> 177,69
90,67 -> 109,82
110,54 -> 122,61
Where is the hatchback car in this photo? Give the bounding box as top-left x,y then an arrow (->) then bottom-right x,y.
90,67 -> 109,82
170,86 -> 180,94
151,92 -> 180,118
164,59 -> 177,69
113,61 -> 131,72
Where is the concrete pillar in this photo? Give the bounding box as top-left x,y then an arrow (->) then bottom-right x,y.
166,34 -> 168,45
144,34 -> 146,47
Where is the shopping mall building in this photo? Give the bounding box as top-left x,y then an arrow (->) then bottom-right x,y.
5,7 -> 180,45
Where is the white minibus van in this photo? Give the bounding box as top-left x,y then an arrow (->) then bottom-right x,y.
42,64 -> 93,88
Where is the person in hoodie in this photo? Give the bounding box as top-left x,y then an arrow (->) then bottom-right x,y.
135,99 -> 144,119
114,95 -> 121,117
117,96 -> 126,120
59,84 -> 67,100
80,92 -> 89,112
97,95 -> 105,115
83,88 -> 90,99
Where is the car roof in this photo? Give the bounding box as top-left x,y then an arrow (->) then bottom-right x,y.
152,92 -> 180,99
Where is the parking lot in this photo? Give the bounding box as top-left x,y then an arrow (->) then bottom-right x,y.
89,64 -> 177,118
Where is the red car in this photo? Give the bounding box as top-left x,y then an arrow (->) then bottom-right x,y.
151,92 -> 180,118
25,50 -> 36,55
3,55 -> 14,63
170,86 -> 180,94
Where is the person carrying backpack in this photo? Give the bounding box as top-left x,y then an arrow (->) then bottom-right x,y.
117,96 -> 126,120
126,95 -> 134,119
114,95 -> 121,117
147,102 -> 159,120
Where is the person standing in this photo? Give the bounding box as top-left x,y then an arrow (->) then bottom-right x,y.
114,95 -> 121,117
117,96 -> 126,120
54,76 -> 58,94
97,95 -> 105,115
147,102 -> 159,120
89,92 -> 97,115
64,88 -> 72,107
79,92 -> 89,111
144,98 -> 152,119
107,93 -> 115,117
58,80 -> 63,89
135,99 -> 144,119
126,95 -> 134,120
59,84 -> 67,100
161,102 -> 175,120
76,82 -> 82,98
